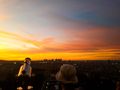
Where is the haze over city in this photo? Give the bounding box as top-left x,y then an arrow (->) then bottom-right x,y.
0,0 -> 120,60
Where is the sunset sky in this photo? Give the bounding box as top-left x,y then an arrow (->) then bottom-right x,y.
0,0 -> 120,60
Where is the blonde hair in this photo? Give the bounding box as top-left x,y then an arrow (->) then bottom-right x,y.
56,64 -> 78,83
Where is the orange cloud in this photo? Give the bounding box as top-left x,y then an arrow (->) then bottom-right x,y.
0,14 -> 9,21
0,30 -> 39,51
0,26 -> 120,60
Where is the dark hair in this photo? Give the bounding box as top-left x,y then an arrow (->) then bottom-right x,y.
25,57 -> 31,60
24,57 -> 31,63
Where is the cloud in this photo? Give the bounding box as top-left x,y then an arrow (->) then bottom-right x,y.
0,30 -> 39,51
0,14 -> 9,21
30,26 -> 120,53
2,0 -> 120,28
0,30 -> 59,53
0,0 -> 120,60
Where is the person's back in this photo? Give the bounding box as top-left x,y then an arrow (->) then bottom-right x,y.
41,71 -> 80,90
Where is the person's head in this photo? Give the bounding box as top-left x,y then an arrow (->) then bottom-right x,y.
56,64 -> 78,83
24,57 -> 31,65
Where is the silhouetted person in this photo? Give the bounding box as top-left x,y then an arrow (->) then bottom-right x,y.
41,64 -> 80,90
17,57 -> 32,90
56,64 -> 80,90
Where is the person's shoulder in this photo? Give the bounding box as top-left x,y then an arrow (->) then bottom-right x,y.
20,64 -> 24,68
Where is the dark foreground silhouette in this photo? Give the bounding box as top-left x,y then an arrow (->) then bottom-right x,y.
0,60 -> 120,90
